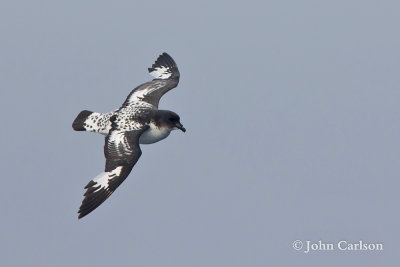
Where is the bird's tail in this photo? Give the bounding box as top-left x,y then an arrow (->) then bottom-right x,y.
72,110 -> 112,135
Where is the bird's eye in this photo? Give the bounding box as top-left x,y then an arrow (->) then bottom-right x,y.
169,117 -> 177,123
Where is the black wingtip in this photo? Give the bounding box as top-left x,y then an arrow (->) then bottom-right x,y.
148,52 -> 179,79
149,52 -> 176,68
78,188 -> 112,219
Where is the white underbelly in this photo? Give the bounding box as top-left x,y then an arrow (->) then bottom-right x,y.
139,125 -> 171,144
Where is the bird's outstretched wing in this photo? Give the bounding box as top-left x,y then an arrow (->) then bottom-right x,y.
122,52 -> 180,108
78,124 -> 149,219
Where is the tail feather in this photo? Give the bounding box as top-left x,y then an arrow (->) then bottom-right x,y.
72,110 -> 93,131
72,110 -> 112,135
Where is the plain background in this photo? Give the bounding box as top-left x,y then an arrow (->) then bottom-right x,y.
1,1 -> 399,266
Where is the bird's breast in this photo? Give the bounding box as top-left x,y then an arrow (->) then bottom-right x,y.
139,124 -> 171,144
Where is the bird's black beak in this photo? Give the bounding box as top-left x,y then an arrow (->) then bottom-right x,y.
176,122 -> 186,132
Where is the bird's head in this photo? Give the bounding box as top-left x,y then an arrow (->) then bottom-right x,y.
156,110 -> 186,132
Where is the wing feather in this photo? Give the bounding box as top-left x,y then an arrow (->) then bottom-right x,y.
122,52 -> 180,108
78,126 -> 148,219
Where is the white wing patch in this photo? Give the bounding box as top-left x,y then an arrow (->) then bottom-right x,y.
107,131 -> 133,156
134,81 -> 166,99
149,66 -> 172,79
91,166 -> 123,193
122,53 -> 179,107
128,81 -> 167,108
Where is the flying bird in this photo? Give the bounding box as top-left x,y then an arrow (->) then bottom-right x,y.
72,53 -> 185,219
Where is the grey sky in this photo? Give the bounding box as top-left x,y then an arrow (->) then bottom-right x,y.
1,1 -> 399,266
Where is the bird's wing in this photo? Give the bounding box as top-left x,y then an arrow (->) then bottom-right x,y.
121,52 -> 180,108
78,124 -> 149,219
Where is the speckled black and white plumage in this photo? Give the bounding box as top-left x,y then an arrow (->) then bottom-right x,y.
72,53 -> 186,219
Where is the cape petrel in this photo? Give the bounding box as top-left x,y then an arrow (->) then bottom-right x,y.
72,52 -> 185,219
